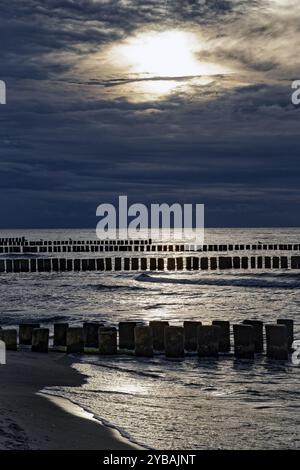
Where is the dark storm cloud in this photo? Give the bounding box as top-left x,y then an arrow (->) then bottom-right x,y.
0,0 -> 299,228
0,0 -> 258,78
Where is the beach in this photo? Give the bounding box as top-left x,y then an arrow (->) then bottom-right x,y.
0,351 -> 142,450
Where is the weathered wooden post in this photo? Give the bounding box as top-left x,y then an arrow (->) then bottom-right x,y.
186,257 -> 192,270
99,327 -> 117,355
105,258 -> 112,271
19,323 -> 40,345
134,325 -> 153,357
212,320 -> 230,352
197,325 -> 220,358
0,260 -> 5,273
219,257 -> 232,270
83,322 -> 103,348
184,321 -> 202,351
167,258 -> 176,271
200,258 -> 209,270
119,321 -> 137,350
131,258 -> 139,270
66,327 -> 84,353
210,257 -> 217,270
265,324 -> 288,360
157,258 -> 164,271
165,326 -> 184,358
0,329 -> 17,350
150,258 -> 157,271
114,258 -> 122,271
32,328 -> 49,353
277,319 -> 294,350
149,321 -> 169,351
243,320 -> 264,352
141,258 -> 147,270
53,323 -> 69,348
233,324 -> 255,359
176,257 -> 183,270
20,259 -> 30,273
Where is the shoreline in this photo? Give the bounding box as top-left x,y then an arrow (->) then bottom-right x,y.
0,351 -> 143,450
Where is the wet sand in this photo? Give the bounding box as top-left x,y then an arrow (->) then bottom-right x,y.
0,351 -> 142,450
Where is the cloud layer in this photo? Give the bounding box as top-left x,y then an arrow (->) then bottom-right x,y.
0,0 -> 299,228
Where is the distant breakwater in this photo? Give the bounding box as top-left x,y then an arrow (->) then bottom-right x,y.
1,237 -> 300,253
0,255 -> 300,273
1,237 -> 300,273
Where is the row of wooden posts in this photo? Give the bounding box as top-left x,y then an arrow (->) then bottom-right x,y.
1,242 -> 300,253
0,238 -> 152,246
0,319 -> 294,360
2,244 -> 300,255
1,256 -> 300,273
0,244 -> 187,254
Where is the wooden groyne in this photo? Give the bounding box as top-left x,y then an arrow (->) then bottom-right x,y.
0,243 -> 186,254
0,238 -> 152,247
1,238 -> 300,254
0,319 -> 295,361
1,255 -> 300,273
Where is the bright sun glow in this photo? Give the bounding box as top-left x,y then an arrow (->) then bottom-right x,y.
81,29 -> 230,100
119,30 -> 203,77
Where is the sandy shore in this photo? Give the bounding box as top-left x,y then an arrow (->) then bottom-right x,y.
0,351 -> 142,450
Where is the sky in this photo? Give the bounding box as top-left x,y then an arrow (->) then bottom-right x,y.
0,0 -> 299,228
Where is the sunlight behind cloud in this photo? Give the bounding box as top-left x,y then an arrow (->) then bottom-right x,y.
116,30 -> 203,76
112,30 -> 228,78
100,30 -> 230,98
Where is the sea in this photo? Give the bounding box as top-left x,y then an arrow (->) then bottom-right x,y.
0,228 -> 300,449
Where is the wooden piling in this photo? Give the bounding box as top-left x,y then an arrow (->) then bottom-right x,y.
134,326 -> 153,357
210,257 -> 217,270
150,258 -> 157,271
167,258 -> 176,271
149,321 -> 169,351
184,321 -> 202,351
0,329 -> 17,350
233,324 -> 255,359
276,319 -> 294,350
176,257 -> 183,270
83,322 -> 103,348
53,323 -> 69,348
19,323 -> 40,345
98,327 -> 117,355
114,258 -> 122,270
265,324 -> 288,360
219,257 -> 232,270
165,326 -> 184,358
119,322 -> 137,350
32,328 -> 49,353
212,321 -> 230,352
66,327 -> 84,353
200,258 -> 209,270
243,320 -> 264,352
197,325 -> 220,358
